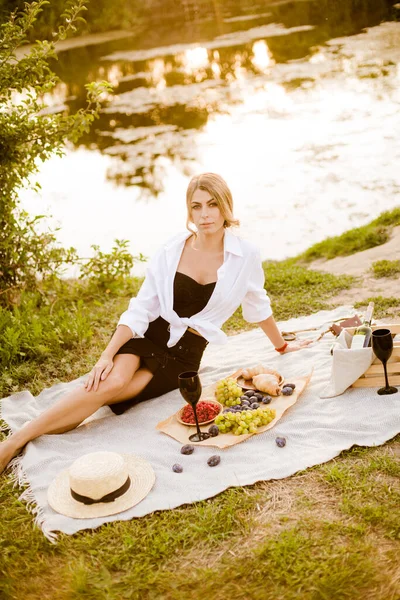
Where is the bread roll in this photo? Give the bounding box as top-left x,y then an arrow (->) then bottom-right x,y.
252,374 -> 281,396
242,364 -> 282,381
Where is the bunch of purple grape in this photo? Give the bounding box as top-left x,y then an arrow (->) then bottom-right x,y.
222,389 -> 272,414
281,383 -> 296,396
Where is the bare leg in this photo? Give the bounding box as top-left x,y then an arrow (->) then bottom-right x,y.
47,366 -> 155,431
0,354 -> 153,474
46,367 -> 155,434
107,368 -> 157,404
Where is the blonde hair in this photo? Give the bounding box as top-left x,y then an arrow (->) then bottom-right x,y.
186,173 -> 240,234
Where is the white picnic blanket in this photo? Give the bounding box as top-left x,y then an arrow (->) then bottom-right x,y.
1,305 -> 399,542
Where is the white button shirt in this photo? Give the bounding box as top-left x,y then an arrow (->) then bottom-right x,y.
118,229 -> 273,347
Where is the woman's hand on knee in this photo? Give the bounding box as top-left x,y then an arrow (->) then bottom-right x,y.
85,356 -> 114,392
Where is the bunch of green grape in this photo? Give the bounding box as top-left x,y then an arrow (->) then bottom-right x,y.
215,378 -> 243,406
215,407 -> 276,436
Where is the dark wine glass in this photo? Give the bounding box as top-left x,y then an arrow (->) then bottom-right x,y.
372,329 -> 398,396
178,371 -> 210,442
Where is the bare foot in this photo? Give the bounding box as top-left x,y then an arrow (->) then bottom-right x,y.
0,440 -> 21,475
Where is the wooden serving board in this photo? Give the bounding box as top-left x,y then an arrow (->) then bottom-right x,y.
347,324 -> 400,388
156,369 -> 313,448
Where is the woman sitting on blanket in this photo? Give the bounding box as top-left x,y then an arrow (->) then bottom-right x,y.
0,172 -> 312,473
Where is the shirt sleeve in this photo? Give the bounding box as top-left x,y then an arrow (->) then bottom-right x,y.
241,251 -> 273,323
117,254 -> 161,338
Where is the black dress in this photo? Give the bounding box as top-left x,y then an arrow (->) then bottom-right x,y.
109,272 -> 216,415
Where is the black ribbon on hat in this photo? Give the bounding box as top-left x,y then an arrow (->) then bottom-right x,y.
70,476 -> 131,505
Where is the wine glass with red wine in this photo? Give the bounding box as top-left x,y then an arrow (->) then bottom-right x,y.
178,371 -> 210,442
372,329 -> 398,395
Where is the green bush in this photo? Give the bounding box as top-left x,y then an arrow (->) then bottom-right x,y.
0,275 -> 145,396
374,207 -> 400,228
0,289 -> 93,369
371,259 -> 400,278
0,0 -> 142,39
78,239 -> 146,291
0,0 -> 112,305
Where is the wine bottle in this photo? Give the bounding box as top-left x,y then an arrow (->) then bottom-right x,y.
350,302 -> 374,349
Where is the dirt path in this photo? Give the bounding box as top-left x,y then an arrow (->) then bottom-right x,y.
309,226 -> 400,307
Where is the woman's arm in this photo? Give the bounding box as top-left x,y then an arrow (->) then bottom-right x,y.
84,325 -> 133,392
85,245 -> 165,392
101,325 -> 133,360
117,259 -> 160,338
240,250 -> 312,354
258,315 -> 312,353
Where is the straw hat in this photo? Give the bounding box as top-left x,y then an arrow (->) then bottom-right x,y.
47,451 -> 155,519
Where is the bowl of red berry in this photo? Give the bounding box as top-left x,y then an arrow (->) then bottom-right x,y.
177,400 -> 223,426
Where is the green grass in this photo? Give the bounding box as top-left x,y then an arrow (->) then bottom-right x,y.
354,296 -> 400,319
371,259 -> 400,278
1,437 -> 399,599
323,447 -> 400,540
1,242 -> 399,600
151,525 -> 380,600
299,207 -> 400,262
264,260 -> 354,320
223,259 -> 354,334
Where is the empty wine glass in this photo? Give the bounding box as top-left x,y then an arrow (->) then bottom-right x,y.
371,329 -> 398,396
178,371 -> 210,442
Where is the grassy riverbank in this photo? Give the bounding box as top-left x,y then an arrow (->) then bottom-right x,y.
1,217 -> 400,600
299,207 -> 400,262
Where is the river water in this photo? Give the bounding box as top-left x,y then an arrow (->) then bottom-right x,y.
20,0 -> 400,275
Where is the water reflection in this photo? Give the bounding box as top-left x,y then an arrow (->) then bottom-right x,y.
251,40 -> 274,72
56,28 -> 316,197
21,0 -> 400,270
182,47 -> 209,74
43,0 -> 397,199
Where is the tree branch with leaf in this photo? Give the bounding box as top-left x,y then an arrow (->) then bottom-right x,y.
0,0 -> 114,305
